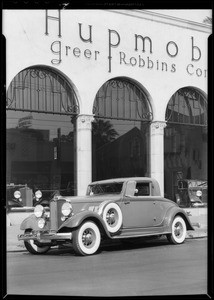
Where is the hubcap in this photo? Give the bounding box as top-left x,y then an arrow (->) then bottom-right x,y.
82,229 -> 94,247
106,209 -> 117,226
174,222 -> 183,237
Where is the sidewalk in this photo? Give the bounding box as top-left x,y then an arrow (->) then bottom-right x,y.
7,224 -> 26,252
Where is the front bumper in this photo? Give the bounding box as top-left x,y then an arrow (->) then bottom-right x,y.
18,231 -> 72,243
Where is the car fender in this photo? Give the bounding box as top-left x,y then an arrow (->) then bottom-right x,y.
58,210 -> 112,238
20,214 -> 50,231
20,214 -> 37,230
164,206 -> 194,231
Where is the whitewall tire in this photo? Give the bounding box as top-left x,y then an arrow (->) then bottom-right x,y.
72,221 -> 101,256
167,216 -> 187,244
102,203 -> 123,233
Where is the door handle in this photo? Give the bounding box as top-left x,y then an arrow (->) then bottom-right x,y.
124,200 -> 130,204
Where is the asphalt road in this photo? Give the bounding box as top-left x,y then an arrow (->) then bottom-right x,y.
6,237 -> 207,297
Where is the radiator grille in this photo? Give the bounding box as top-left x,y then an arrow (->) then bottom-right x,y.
50,199 -> 66,231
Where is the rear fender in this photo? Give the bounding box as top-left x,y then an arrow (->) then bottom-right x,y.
58,210 -> 111,238
164,206 -> 194,231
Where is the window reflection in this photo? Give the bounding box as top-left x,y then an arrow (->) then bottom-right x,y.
6,111 -> 75,195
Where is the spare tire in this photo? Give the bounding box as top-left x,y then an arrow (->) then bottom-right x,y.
102,203 -> 123,233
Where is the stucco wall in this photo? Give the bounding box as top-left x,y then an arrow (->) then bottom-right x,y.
3,9 -> 211,121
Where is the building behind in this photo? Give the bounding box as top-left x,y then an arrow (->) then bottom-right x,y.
3,9 -> 211,205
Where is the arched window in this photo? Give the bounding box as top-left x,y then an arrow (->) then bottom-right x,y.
166,87 -> 207,126
92,78 -> 152,181
164,87 -> 207,204
6,67 -> 79,197
6,67 -> 79,115
93,78 -> 152,122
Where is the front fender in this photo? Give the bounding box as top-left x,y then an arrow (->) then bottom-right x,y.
58,210 -> 111,238
20,214 -> 50,231
164,206 -> 194,231
20,214 -> 37,230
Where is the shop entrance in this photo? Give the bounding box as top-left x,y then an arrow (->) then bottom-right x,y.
6,67 -> 79,198
92,78 -> 152,181
164,87 -> 207,206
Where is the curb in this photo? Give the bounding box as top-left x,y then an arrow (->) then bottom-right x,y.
186,228 -> 207,239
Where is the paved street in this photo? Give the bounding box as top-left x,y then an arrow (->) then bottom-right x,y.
6,237 -> 207,297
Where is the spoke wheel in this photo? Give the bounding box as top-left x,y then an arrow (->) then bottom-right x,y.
102,203 -> 123,233
167,216 -> 187,244
24,230 -> 50,254
72,221 -> 101,256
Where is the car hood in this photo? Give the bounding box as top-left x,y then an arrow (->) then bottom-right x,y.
59,194 -> 122,203
56,194 -> 122,214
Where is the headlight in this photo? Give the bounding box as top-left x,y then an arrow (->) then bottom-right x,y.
61,202 -> 72,216
34,205 -> 44,218
35,190 -> 42,199
196,190 -> 202,197
14,190 -> 21,199
37,218 -> 45,229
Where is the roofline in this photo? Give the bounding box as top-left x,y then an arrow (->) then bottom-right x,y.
91,177 -> 158,184
106,9 -> 212,34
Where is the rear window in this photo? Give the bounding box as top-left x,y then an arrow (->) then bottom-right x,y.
134,182 -> 150,196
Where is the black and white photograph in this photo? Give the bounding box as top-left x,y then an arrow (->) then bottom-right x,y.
1,1 -> 213,298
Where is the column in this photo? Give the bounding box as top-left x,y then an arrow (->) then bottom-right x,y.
150,121 -> 166,197
76,114 -> 94,196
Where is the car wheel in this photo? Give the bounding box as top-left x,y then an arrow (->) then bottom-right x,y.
102,203 -> 123,233
167,216 -> 187,244
72,221 -> 101,256
24,230 -> 50,254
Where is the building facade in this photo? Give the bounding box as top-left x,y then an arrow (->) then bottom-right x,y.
3,9 -> 211,202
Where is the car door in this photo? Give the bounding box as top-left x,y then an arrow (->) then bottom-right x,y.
120,180 -> 157,229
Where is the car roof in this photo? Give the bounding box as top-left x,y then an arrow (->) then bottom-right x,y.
90,177 -> 157,185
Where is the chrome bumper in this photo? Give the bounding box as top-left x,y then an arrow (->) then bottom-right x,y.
18,231 -> 72,242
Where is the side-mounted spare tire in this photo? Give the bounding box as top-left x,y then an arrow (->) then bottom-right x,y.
102,203 -> 123,233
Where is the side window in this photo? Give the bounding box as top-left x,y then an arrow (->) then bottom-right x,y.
134,182 -> 150,196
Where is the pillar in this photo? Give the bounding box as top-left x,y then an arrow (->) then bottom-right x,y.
76,114 -> 94,196
150,121 -> 166,197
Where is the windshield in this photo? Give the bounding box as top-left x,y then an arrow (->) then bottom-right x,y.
87,182 -> 123,195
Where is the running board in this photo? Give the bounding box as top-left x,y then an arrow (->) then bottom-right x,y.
111,229 -> 170,239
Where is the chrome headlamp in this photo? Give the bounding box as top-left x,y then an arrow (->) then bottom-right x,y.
14,190 -> 21,199
37,218 -> 45,229
196,190 -> 202,197
35,190 -> 42,199
61,202 -> 73,217
34,204 -> 44,218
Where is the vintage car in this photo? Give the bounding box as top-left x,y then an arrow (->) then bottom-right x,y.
33,189 -> 60,207
175,179 -> 207,208
33,185 -> 74,207
6,184 -> 35,217
6,184 -> 27,211
18,177 -> 194,256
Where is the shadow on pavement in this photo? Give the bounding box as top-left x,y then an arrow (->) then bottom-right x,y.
20,236 -> 193,257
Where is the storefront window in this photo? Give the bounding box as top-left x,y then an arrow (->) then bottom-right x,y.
6,67 -> 78,203
164,87 -> 207,208
92,78 -> 152,181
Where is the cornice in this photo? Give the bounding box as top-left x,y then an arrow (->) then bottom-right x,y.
106,9 -> 212,34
